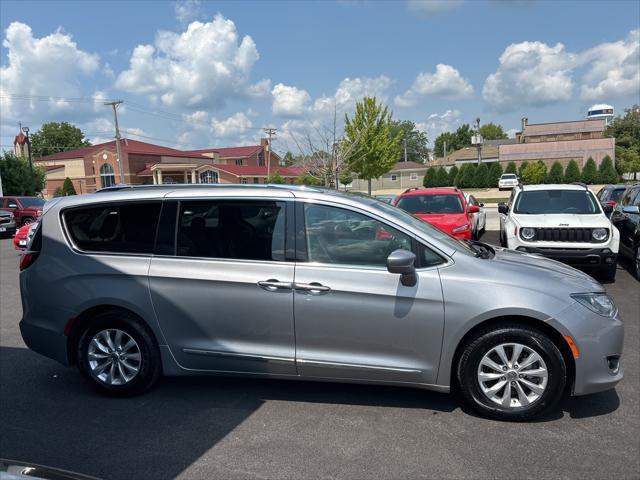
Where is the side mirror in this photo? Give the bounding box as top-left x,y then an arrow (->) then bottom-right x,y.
602,204 -> 614,215
479,203 -> 485,207
468,205 -> 480,214
622,205 -> 640,214
386,249 -> 417,287
498,203 -> 508,214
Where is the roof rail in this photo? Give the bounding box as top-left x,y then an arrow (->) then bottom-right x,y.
403,187 -> 422,193
94,183 -> 323,194
571,182 -> 589,190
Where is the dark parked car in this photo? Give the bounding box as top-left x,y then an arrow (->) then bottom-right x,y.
0,196 -> 45,226
596,184 -> 628,216
610,184 -> 640,279
0,208 -> 17,237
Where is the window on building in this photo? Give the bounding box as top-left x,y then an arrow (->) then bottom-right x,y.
303,204 -> 412,267
258,152 -> 265,166
391,174 -> 398,181
241,178 -> 248,184
253,177 -> 260,184
176,200 -> 286,261
199,170 -> 219,184
64,202 -> 162,254
100,163 -> 116,188
410,173 -> 418,180
235,159 -> 243,166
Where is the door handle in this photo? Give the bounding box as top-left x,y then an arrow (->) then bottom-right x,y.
257,279 -> 293,291
294,282 -> 331,294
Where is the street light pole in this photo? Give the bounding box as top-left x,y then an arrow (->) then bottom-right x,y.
21,126 -> 33,173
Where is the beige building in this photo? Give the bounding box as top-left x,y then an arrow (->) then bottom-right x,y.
350,161 -> 428,192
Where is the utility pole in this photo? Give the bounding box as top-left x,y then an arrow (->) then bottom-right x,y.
403,138 -> 408,162
475,117 -> 482,165
20,124 -> 33,173
443,140 -> 447,159
263,127 -> 276,180
104,100 -> 125,184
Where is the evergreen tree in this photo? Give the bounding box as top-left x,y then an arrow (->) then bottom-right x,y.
475,163 -> 489,188
423,167 -> 438,187
518,161 -> 529,178
436,167 -> 449,186
505,162 -> 517,175
487,161 -> 503,188
547,162 -> 564,183
581,157 -> 598,184
460,164 -> 477,188
598,155 -> 619,184
448,165 -> 459,185
522,162 -> 546,184
564,160 -> 581,183
61,177 -> 77,195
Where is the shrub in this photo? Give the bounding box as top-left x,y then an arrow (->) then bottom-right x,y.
436,167 -> 449,187
517,161 -> 529,178
522,162 -> 547,184
505,162 -> 517,175
423,167 -> 438,187
295,173 -> 323,186
61,177 -> 77,196
547,161 -> 564,183
581,157 -> 598,184
487,162 -> 503,188
598,155 -> 619,184
459,164 -> 477,188
475,163 -> 489,188
564,160 -> 581,183
448,165 -> 459,186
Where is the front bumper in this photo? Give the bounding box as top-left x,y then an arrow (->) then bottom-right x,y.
551,302 -> 624,396
0,220 -> 16,235
515,246 -> 617,268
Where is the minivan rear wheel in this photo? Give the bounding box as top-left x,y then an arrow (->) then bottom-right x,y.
456,325 -> 566,421
77,311 -> 161,396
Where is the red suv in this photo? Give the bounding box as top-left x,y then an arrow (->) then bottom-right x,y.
394,187 -> 479,240
0,196 -> 45,226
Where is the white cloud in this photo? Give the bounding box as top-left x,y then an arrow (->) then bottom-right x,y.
271,83 -> 311,117
416,109 -> 463,145
0,22 -> 102,121
580,29 -> 640,101
182,110 -> 210,130
174,0 -> 201,24
395,64 -> 473,107
125,127 -> 146,137
482,41 -> 576,112
211,111 -> 253,138
313,75 -> 394,114
407,0 -> 464,14
115,14 -> 264,109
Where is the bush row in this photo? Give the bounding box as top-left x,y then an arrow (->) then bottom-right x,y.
423,156 -> 619,188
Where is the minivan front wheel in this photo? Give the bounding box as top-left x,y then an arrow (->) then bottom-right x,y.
77,311 -> 161,395
457,325 -> 566,421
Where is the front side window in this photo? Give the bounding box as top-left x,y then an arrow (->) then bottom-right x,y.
177,200 -> 286,261
64,202 -> 161,254
396,194 -> 464,214
514,190 -> 601,214
99,163 -> 116,188
303,204 -> 412,267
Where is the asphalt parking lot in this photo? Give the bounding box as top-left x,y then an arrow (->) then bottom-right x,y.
0,230 -> 638,480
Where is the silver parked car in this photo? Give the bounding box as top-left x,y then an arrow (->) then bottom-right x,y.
19,185 -> 623,420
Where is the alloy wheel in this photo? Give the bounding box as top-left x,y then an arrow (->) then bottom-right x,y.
87,329 -> 142,385
477,343 -> 548,408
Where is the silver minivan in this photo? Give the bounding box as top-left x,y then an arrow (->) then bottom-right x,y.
19,185 -> 623,420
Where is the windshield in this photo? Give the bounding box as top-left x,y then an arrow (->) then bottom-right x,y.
396,194 -> 464,214
514,190 -> 601,214
18,197 -> 46,208
501,174 -> 517,179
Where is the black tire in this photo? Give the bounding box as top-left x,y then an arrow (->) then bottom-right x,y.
633,245 -> 640,281
456,324 -> 566,421
598,263 -> 617,282
77,310 -> 161,396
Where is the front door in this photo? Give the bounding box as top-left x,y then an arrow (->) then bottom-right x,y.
149,198 -> 296,375
293,202 -> 445,385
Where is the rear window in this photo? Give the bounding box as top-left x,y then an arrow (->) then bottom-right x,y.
18,197 -> 46,208
64,202 -> 161,254
396,194 -> 464,214
514,190 -> 601,214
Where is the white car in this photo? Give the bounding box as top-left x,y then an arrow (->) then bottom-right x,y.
498,184 -> 620,280
498,173 -> 519,191
465,193 -> 486,239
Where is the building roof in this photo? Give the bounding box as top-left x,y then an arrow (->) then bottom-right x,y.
184,145 -> 264,158
431,144 -> 500,166
499,137 -> 615,161
522,119 -> 606,136
390,161 -> 428,171
211,164 -> 304,177
13,132 -> 27,146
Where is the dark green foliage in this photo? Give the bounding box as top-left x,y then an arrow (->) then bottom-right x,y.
30,121 -> 91,158
546,162 -> 564,183
479,123 -> 508,140
61,177 -> 77,195
295,173 -> 323,186
0,152 -> 45,195
423,167 -> 438,187
390,120 -> 429,163
436,167 -> 449,187
448,165 -> 459,185
518,161 -> 529,178
564,160 -> 581,183
581,157 -> 598,184
433,124 -> 473,157
505,162 -> 517,174
266,170 -> 284,184
475,163 -> 489,188
457,164 -> 477,188
598,156 -> 619,184
487,161 -> 503,188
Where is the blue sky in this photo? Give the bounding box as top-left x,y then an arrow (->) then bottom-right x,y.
1,0 -> 639,156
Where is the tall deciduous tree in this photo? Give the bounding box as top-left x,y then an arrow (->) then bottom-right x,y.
606,106 -> 640,179
479,123 -> 508,140
343,97 -> 402,194
390,120 -> 429,163
30,122 -> 91,158
0,152 -> 45,195
433,124 -> 473,158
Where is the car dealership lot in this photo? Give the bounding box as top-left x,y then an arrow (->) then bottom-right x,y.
0,232 -> 638,479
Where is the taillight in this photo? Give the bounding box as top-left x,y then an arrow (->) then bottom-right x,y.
606,201 -> 617,207
19,251 -> 39,271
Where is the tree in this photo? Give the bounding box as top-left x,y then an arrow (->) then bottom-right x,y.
582,157 -> 598,184
266,170 -> 284,184
0,152 -> 45,195
30,122 -> 91,158
436,167 -> 449,187
479,123 -> 508,140
522,161 -> 547,184
342,97 -> 402,194
295,172 -> 323,186
598,155 -> 619,184
505,162 -> 517,175
475,163 -> 489,188
390,120 -> 429,163
423,167 -> 438,187
433,124 -> 473,158
448,165 -> 459,186
338,170 -> 353,190
547,161 -> 564,183
564,160 -> 581,183
61,177 -> 77,195
487,161 -> 503,188
518,161 -> 529,178
458,163 -> 477,188
619,148 -> 640,180
606,106 -> 640,180
282,151 -> 296,166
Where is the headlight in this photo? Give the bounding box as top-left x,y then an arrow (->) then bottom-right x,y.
571,293 -> 617,317
521,227 -> 536,241
452,224 -> 470,233
592,228 -> 608,241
